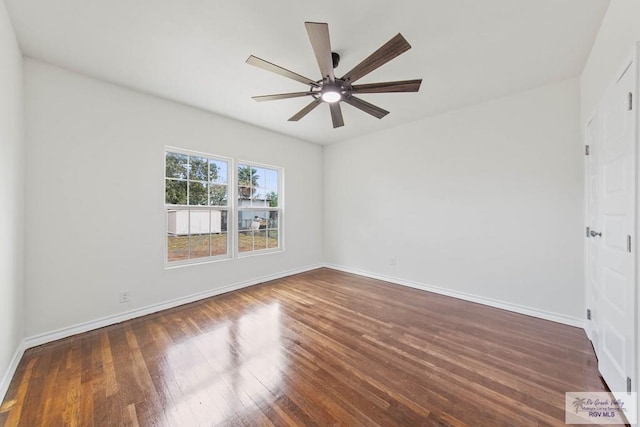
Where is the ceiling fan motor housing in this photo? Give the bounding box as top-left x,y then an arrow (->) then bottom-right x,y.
331,52 -> 340,68
313,77 -> 351,102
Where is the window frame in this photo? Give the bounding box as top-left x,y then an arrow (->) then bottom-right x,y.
236,160 -> 284,257
164,149 -> 285,267
164,147 -> 233,267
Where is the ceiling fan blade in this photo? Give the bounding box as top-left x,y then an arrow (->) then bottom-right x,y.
352,79 -> 422,94
288,98 -> 322,121
341,34 -> 411,84
247,55 -> 319,87
343,96 -> 389,119
252,92 -> 314,102
305,22 -> 335,82
330,103 -> 344,128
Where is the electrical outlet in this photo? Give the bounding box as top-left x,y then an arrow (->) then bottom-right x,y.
119,291 -> 130,303
390,257 -> 397,266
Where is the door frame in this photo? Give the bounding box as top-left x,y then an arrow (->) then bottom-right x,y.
584,42 -> 639,402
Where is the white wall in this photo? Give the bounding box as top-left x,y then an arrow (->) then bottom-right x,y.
0,0 -> 24,395
581,0 -> 640,120
24,59 -> 323,337
324,78 -> 584,322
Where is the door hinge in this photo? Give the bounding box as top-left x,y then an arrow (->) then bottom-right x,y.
627,235 -> 632,253
585,145 -> 590,156
627,377 -> 632,394
629,92 -> 633,111
586,227 -> 591,237
586,308 -> 591,320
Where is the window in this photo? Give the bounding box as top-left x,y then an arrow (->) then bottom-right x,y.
237,162 -> 282,255
165,149 -> 230,263
165,150 -> 283,265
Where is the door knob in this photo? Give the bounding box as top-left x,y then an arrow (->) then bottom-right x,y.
590,229 -> 602,238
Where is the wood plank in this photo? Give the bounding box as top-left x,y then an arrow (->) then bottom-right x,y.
0,268 -> 611,425
341,33 -> 411,83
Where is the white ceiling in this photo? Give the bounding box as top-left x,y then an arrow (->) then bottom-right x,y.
5,0 -> 609,145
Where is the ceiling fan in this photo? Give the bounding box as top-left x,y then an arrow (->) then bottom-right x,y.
246,22 -> 422,128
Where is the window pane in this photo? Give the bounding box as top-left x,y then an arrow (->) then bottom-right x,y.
219,210 -> 228,232
268,211 -> 278,229
167,234 -> 189,261
190,234 -> 210,259
189,156 -> 208,181
166,179 -> 187,204
265,168 -> 278,188
188,181 -> 208,205
211,232 -> 227,256
267,211 -> 279,249
210,160 -> 227,184
189,210 -> 210,259
210,210 -> 224,233
238,186 -> 251,204
210,184 -> 227,206
267,230 -> 279,249
254,230 -> 268,251
238,165 -> 258,189
266,189 -> 278,207
254,168 -> 266,188
166,152 -> 188,179
167,209 -> 189,235
238,210 -> 253,231
252,188 -> 266,206
189,210 -> 210,234
167,209 -> 189,261
251,211 -> 268,230
239,230 -> 253,252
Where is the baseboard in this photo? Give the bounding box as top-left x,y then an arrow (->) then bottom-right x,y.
23,263 -> 324,350
324,263 -> 585,328
0,341 -> 27,404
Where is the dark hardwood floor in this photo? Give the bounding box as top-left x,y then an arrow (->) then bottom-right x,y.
0,268 -> 611,426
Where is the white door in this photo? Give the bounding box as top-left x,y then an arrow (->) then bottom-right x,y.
593,54 -> 637,398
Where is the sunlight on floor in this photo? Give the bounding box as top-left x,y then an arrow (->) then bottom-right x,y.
165,303 -> 283,424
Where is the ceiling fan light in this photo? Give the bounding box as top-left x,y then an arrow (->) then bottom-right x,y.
321,89 -> 341,103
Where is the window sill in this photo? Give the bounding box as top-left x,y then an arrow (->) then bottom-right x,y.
165,255 -> 232,269
237,247 -> 284,258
